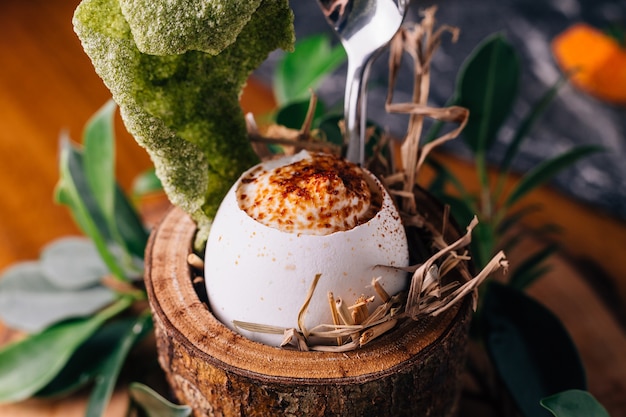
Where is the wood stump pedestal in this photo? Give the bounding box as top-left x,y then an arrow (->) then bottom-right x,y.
145,192 -> 473,416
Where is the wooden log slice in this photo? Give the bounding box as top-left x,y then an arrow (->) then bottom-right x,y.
145,189 -> 474,417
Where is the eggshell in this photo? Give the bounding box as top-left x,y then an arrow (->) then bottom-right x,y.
204,156 -> 409,346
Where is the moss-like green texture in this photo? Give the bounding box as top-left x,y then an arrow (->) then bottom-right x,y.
118,0 -> 263,55
73,0 -> 294,241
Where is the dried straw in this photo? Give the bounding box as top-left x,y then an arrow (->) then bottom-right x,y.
233,7 -> 507,352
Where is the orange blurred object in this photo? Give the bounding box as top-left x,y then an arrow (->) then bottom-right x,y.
552,23 -> 626,104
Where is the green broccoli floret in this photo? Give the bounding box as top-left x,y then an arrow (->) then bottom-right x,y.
73,0 -> 294,244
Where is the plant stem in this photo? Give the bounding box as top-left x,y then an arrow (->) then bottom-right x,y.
475,151 -> 492,216
98,295 -> 136,322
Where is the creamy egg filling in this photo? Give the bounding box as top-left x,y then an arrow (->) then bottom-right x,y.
236,151 -> 381,235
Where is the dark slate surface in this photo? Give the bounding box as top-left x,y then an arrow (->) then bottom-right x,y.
255,0 -> 626,221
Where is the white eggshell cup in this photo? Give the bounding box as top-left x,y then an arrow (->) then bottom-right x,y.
204,163 -> 409,346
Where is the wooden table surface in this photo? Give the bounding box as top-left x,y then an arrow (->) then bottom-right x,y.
1,0 -> 625,416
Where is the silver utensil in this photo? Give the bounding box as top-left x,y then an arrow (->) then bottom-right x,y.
317,0 -> 409,165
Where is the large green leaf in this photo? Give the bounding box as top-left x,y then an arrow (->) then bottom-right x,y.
274,34 -> 346,105
132,169 -> 163,198
505,145 -> 603,208
40,237 -> 109,290
84,101 -> 149,262
0,261 -> 115,333
508,244 -> 559,290
129,383 -> 192,417
84,100 -> 117,229
56,135 -> 109,241
318,114 -> 344,146
498,77 -> 567,178
85,311 -> 153,417
471,221 -> 498,270
36,317 -> 152,398
452,34 -> 519,153
482,283 -> 586,417
541,389 -> 610,417
114,183 -> 149,261
275,99 -> 326,130
424,168 -> 495,267
426,158 -> 471,202
0,297 -> 132,403
55,136 -> 126,281
496,204 -> 543,235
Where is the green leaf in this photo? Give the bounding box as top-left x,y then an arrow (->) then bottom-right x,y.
422,119 -> 445,145
498,77 -> 567,177
499,223 -> 561,264
132,169 -> 163,198
471,221 -> 498,270
56,135 -> 110,241
40,237 -> 109,290
496,204 -> 543,235
84,101 -> 149,263
605,24 -> 626,48
439,194 -> 477,232
114,183 -> 149,261
55,136 -> 126,281
512,263 -> 552,291
363,122 -> 388,161
84,100 -> 117,228
426,158 -> 476,200
505,145 -> 603,208
318,114 -> 344,146
508,244 -> 559,290
36,317 -> 152,398
482,283 -> 586,417
275,99 -> 326,130
274,34 -> 346,105
129,383 -> 192,417
424,157 -> 472,204
453,34 -> 519,153
86,311 -> 153,417
0,296 -> 132,403
0,261 -> 115,333
541,389 -> 610,417
425,181 -> 495,268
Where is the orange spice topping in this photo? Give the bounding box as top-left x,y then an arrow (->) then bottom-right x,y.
237,152 -> 380,235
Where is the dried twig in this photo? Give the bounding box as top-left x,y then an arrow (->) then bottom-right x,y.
384,6 -> 467,214
246,91 -> 341,157
298,273 -> 322,340
328,292 -> 343,346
